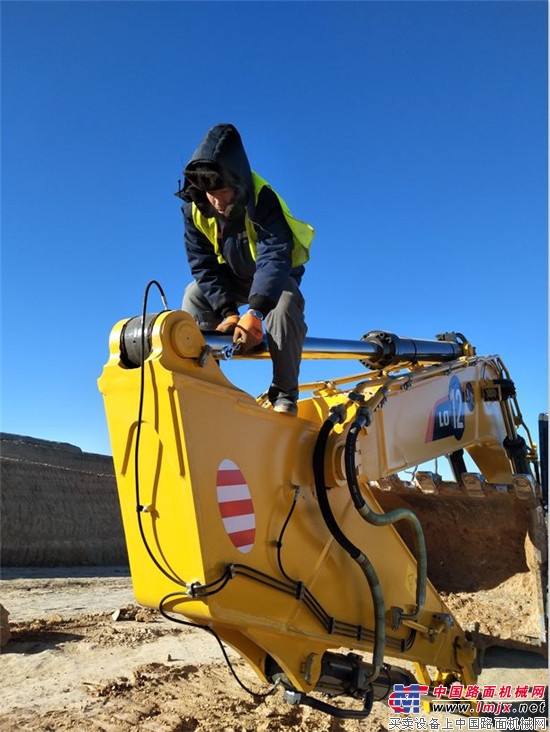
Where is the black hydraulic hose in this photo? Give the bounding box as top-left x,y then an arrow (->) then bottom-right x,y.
313,413 -> 385,683
344,411 -> 427,622
314,420 -> 361,560
132,281 -> 187,587
284,688 -> 374,719
539,415 -> 548,511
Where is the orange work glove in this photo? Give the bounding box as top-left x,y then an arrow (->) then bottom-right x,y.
233,310 -> 264,353
215,314 -> 240,334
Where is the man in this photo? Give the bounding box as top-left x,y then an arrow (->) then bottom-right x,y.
177,123 -> 314,415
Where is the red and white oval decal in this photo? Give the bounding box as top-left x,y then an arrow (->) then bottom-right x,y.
216,459 -> 256,553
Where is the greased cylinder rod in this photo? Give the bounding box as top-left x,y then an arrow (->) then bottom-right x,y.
204,331 -> 465,366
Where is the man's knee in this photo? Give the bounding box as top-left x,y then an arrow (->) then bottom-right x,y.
182,281 -> 220,331
265,291 -> 306,349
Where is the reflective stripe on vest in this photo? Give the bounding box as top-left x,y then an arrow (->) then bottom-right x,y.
191,171 -> 314,267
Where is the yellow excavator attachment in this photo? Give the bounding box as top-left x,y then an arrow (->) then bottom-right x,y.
98,307 -> 547,718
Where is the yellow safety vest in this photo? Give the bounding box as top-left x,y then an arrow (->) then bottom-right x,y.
191,171 -> 314,268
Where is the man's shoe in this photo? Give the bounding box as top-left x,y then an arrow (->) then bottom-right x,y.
272,396 -> 298,416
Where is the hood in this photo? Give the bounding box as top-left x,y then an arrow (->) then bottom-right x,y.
179,124 -> 255,218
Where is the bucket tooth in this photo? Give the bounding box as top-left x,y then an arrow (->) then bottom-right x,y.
461,473 -> 486,497
415,471 -> 442,495
511,474 -> 539,500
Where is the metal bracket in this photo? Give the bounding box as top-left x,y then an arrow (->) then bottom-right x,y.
197,345 -> 212,367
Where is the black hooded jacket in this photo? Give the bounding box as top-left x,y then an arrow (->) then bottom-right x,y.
179,124 -> 304,319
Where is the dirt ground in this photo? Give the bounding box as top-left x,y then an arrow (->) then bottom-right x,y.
1,567 -> 548,732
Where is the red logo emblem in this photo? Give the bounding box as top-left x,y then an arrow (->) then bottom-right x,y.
216,459 -> 256,553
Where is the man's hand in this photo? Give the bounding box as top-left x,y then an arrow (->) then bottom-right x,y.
215,314 -> 240,334
233,310 -> 263,353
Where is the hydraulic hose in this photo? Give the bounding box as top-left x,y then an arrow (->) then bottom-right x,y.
313,412 -> 385,683
284,688 -> 373,719
343,406 -> 427,622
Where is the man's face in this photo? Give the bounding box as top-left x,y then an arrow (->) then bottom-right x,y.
206,188 -> 235,217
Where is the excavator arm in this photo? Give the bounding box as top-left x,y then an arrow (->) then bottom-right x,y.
98,306 -> 546,719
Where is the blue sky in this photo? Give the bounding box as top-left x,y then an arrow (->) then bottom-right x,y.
1,0 -> 547,460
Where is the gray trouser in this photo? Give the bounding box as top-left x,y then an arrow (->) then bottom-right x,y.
182,279 -> 307,397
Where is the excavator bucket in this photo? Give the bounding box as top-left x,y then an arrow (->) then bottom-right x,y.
369,476 -> 547,650
99,308 -> 547,718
